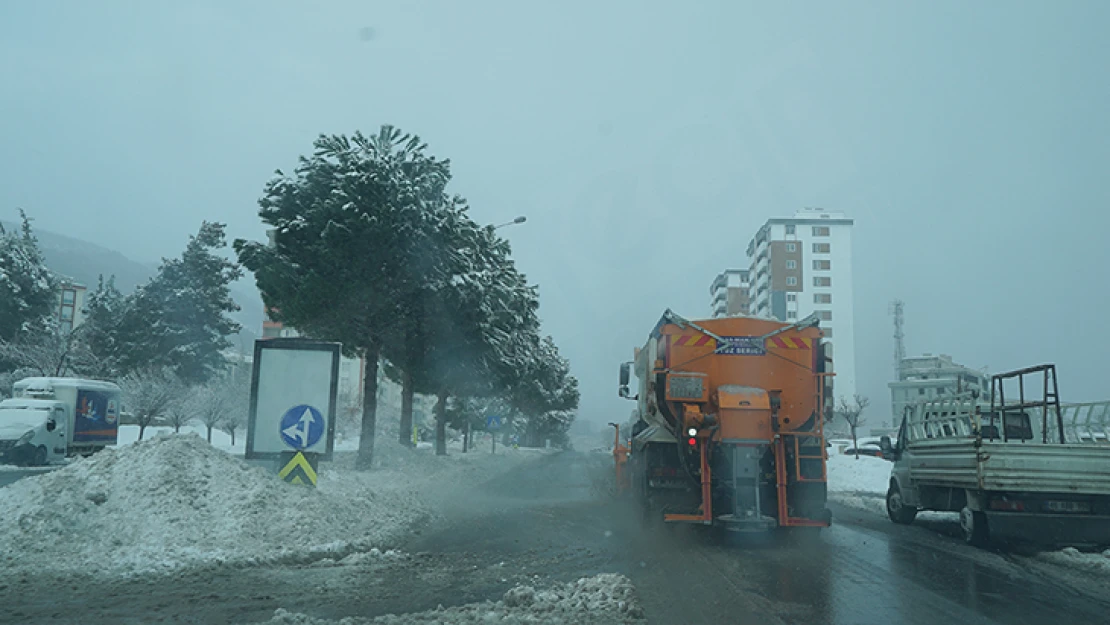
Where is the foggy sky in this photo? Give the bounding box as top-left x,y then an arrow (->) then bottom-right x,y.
3,1 -> 1109,427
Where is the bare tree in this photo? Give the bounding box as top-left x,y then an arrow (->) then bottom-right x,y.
192,389 -> 224,443
0,321 -> 99,378
219,363 -> 250,447
837,394 -> 871,459
336,388 -> 363,438
119,368 -> 183,440
164,389 -> 195,434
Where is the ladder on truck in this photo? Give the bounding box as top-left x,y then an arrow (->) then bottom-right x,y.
773,370 -> 833,528
774,431 -> 828,527
990,364 -> 1064,444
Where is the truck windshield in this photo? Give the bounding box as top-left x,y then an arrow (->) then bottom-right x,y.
0,407 -> 49,432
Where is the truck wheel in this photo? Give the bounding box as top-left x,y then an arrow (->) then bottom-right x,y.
32,446 -> 48,467
960,507 -> 990,547
886,486 -> 917,525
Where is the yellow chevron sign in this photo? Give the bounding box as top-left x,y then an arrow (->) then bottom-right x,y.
279,451 -> 319,486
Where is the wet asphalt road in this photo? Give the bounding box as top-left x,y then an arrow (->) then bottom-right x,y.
0,466 -> 53,487
1,451 -> 1108,624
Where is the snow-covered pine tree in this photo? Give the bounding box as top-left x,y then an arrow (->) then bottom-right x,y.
120,222 -> 242,383
236,125 -> 455,470
0,210 -> 57,345
79,274 -> 128,377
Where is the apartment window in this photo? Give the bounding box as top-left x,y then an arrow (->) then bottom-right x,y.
60,307 -> 74,321
812,226 -> 830,236
785,225 -> 796,235
814,276 -> 832,287
816,310 -> 832,321
786,277 -> 797,286
785,260 -> 796,269
814,293 -> 832,304
813,260 -> 831,270
62,290 -> 76,305
813,243 -> 831,253
786,293 -> 797,302
785,243 -> 796,252
822,328 -> 833,338
787,311 -> 797,320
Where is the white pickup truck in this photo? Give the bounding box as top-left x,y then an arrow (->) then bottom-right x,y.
0,377 -> 122,466
881,365 -> 1110,547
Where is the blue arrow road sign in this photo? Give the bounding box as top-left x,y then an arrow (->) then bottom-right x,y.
279,404 -> 325,450
486,415 -> 502,430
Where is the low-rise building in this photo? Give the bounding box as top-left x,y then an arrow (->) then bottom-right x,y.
888,354 -> 989,425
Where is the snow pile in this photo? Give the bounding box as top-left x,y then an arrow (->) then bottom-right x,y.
824,452 -> 891,513
117,424 -> 244,453
263,574 -> 643,624
1038,547 -> 1110,576
0,434 -> 435,575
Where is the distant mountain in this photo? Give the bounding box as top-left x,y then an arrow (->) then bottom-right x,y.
1,220 -> 263,348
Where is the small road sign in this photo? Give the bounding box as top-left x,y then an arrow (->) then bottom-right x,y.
486,415 -> 502,430
278,451 -> 319,486
279,404 -> 325,450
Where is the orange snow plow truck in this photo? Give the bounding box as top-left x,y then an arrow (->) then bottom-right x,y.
616,310 -> 833,531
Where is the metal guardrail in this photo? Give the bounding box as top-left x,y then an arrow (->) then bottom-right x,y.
1055,402 -> 1110,444
903,395 -> 1110,445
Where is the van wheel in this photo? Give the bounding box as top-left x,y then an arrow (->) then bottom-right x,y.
886,486 -> 917,524
960,507 -> 990,547
32,446 -> 48,467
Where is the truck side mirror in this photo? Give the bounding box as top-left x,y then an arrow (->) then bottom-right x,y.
879,435 -> 894,459
619,362 -> 631,386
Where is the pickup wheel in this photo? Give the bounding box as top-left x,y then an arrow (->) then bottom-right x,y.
31,445 -> 48,467
886,485 -> 917,524
960,507 -> 990,547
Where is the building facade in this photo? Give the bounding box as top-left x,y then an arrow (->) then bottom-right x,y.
709,269 -> 750,318
746,208 -> 856,401
888,354 -> 990,426
56,281 -> 87,332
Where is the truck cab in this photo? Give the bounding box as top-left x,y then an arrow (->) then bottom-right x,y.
0,399 -> 69,466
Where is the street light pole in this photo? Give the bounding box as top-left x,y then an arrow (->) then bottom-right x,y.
493,216 -> 527,230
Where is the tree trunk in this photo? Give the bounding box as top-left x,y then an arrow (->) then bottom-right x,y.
206,424 -> 213,443
399,368 -> 414,447
850,425 -> 859,459
462,421 -> 469,453
434,389 -> 448,456
356,341 -> 381,471
174,422 -> 181,433
230,429 -> 236,446
138,422 -> 147,441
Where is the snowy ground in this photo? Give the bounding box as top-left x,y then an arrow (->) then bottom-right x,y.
260,574 -> 642,625
824,451 -> 892,515
0,432 -> 548,577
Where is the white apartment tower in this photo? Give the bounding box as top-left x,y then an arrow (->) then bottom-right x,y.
709,269 -> 751,318
746,208 -> 857,401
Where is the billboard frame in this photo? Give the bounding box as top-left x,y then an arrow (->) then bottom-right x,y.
245,338 -> 341,461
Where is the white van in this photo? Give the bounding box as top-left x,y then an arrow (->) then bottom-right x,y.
0,377 -> 122,466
